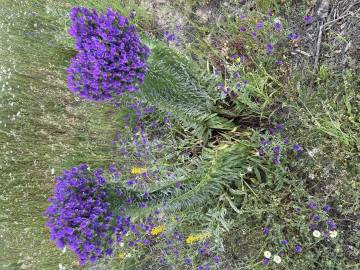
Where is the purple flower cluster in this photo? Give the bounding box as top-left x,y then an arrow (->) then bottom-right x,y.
67,7 -> 150,101
43,164 -> 130,265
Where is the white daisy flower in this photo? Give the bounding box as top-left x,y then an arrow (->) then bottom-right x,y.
264,251 -> 272,259
313,230 -> 321,238
329,230 -> 338,238
273,255 -> 282,264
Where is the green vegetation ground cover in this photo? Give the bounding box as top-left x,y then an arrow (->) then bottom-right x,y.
0,0 -> 359,269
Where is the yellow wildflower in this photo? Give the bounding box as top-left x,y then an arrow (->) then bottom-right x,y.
118,252 -> 126,261
185,233 -> 209,244
130,167 -> 147,174
150,225 -> 165,236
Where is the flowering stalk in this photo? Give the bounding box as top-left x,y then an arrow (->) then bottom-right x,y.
67,7 -> 234,135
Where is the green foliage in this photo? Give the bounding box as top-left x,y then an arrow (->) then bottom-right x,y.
140,37 -> 235,139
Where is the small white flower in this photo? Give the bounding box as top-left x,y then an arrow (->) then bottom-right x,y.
58,263 -> 66,270
61,246 -> 66,254
51,168 -> 55,175
120,242 -> 124,247
313,230 -> 321,238
264,251 -> 272,259
329,230 -> 338,238
274,18 -> 282,25
308,148 -> 319,158
273,255 -> 282,264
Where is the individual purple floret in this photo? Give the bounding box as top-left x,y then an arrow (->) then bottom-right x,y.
67,7 -> 150,101
43,164 -> 130,265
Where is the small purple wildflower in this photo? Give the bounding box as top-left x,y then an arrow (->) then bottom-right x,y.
312,215 -> 321,222
309,223 -> 317,230
127,179 -> 136,185
304,15 -> 313,24
129,9 -> 136,19
256,21 -> 264,30
280,239 -> 289,245
307,202 -> 317,209
327,219 -> 337,230
231,54 -> 239,60
184,257 -> 192,265
274,19 -> 282,31
263,258 -> 270,265
294,244 -> 303,253
214,255 -> 220,264
233,72 -> 240,78
240,26 -> 247,32
273,145 -> 280,153
293,144 -> 303,152
252,31 -> 257,39
288,33 -> 300,40
276,123 -> 285,132
275,60 -> 284,65
266,43 -> 274,54
263,227 -> 270,236
323,204 -> 331,213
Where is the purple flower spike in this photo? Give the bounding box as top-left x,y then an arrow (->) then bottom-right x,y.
67,7 -> 150,101
43,164 -> 131,265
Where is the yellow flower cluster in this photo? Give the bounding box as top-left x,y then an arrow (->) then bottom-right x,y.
130,167 -> 147,174
185,233 -> 208,244
150,225 -> 165,236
